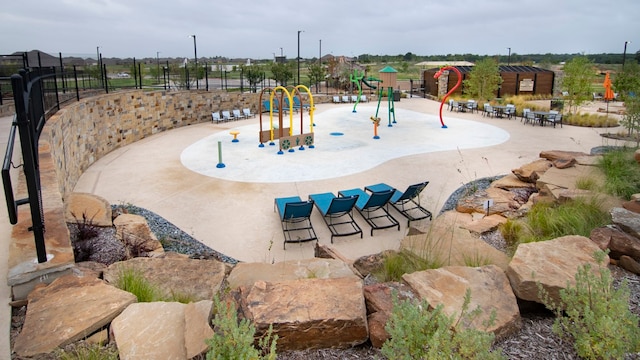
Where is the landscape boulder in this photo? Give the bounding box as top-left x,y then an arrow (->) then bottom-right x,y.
506,235 -> 607,305
403,265 -> 521,340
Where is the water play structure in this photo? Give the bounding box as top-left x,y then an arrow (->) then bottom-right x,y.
258,85 -> 315,154
373,66 -> 398,127
433,66 -> 462,128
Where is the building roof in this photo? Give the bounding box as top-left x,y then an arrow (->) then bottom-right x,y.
379,66 -> 397,73
426,65 -> 554,74
415,61 -> 475,67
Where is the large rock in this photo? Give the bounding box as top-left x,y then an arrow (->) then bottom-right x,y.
402,265 -> 521,339
113,213 -> 164,257
363,282 -> 417,348
226,258 -> 358,290
64,192 -> 113,227
111,300 -> 213,360
506,235 -> 608,305
104,257 -> 226,302
238,277 -> 368,351
611,207 -> 640,239
511,159 -> 552,183
456,187 -> 524,216
13,274 -> 136,357
539,150 -> 591,163
590,226 -> 640,260
491,173 -> 537,190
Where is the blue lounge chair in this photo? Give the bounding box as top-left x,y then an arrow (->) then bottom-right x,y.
365,182 -> 432,227
309,192 -> 362,242
293,96 -> 310,111
337,188 -> 400,236
274,196 -> 317,249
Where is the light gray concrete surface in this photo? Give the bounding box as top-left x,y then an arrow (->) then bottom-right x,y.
0,97 -> 625,357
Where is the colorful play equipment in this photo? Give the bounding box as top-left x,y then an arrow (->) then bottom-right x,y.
258,85 -> 315,154
349,70 -> 364,113
433,66 -> 462,129
373,66 -> 398,127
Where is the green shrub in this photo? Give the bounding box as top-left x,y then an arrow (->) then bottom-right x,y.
598,147 -> 640,200
462,251 -> 492,267
206,296 -> 277,360
382,289 -> 505,360
539,251 -> 640,359
564,112 -> 618,127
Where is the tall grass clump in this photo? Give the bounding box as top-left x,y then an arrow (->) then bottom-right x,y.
564,113 -> 619,127
598,147 -> 640,200
376,249 -> 444,282
539,251 -> 640,359
206,296 -> 277,360
500,198 -> 610,249
115,267 -> 160,302
56,342 -> 118,360
382,290 -> 505,360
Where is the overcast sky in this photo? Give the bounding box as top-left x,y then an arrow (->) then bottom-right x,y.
1,0 -> 638,60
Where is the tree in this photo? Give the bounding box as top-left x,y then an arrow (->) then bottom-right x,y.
462,58 -> 502,101
307,63 -> 325,93
241,64 -> 264,93
560,56 -> 594,113
269,61 -> 294,87
613,62 -> 640,100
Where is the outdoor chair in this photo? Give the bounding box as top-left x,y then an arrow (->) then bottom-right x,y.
342,95 -> 350,103
308,192 -> 363,242
450,100 -> 459,112
351,95 -> 358,103
232,109 -> 243,120
337,188 -> 400,236
221,110 -> 233,121
211,112 -> 222,123
333,96 -> 341,103
505,104 -> 516,119
293,96 -> 310,111
483,104 -> 496,118
364,182 -> 432,227
544,113 -> 563,128
466,100 -> 477,113
242,108 -> 255,118
521,108 -> 531,123
360,95 -> 368,103
524,111 -> 537,126
274,196 -> 318,249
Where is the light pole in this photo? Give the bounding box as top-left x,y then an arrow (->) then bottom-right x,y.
319,39 -> 321,66
280,47 -> 283,57
190,34 -> 198,89
297,30 -> 303,85
507,47 -> 511,65
623,41 -> 631,69
156,51 -> 160,83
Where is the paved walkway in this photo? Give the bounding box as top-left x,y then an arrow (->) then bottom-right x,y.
0,97 -> 624,357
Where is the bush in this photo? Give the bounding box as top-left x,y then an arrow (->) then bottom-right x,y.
539,251 -> 640,359
206,296 -> 277,360
598,147 -> 640,200
375,249 -> 443,282
382,289 -> 505,360
114,267 -> 160,302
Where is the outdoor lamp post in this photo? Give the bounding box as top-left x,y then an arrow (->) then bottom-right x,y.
190,34 -> 198,89
319,39 -> 321,66
623,41 -> 631,68
156,51 -> 160,83
297,30 -> 303,85
507,47 -> 511,65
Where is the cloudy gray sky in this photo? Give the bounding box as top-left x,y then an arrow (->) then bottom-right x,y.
1,0 -> 638,60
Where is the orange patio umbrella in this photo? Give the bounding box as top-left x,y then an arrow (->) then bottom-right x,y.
603,71 -> 615,102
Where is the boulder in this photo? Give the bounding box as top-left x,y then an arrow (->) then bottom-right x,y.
619,256 -> 640,275
590,226 -> 640,260
111,300 -> 213,360
238,277 -> 368,351
113,213 -> 164,257
363,282 -> 417,348
353,251 -> 394,277
402,265 -> 521,340
539,150 -> 591,163
623,199 -> 640,214
612,207 -> 640,239
491,173 -> 537,190
461,214 -> 508,235
104,257 -> 226,302
456,188 -> 522,216
511,159 -> 552,183
64,192 -> 113,227
226,258 -> 359,290
506,235 -> 608,305
13,274 -> 136,357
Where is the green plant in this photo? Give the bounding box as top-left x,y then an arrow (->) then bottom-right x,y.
598,147 -> 640,200
56,342 -> 118,360
382,289 -> 505,360
574,176 -> 600,191
206,296 -> 277,360
516,197 -> 610,245
499,218 -> 524,250
376,249 -> 443,282
539,251 -> 640,359
114,267 -> 160,302
71,211 -> 99,241
462,251 -> 492,267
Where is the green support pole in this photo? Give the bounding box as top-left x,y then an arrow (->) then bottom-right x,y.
216,140 -> 226,168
